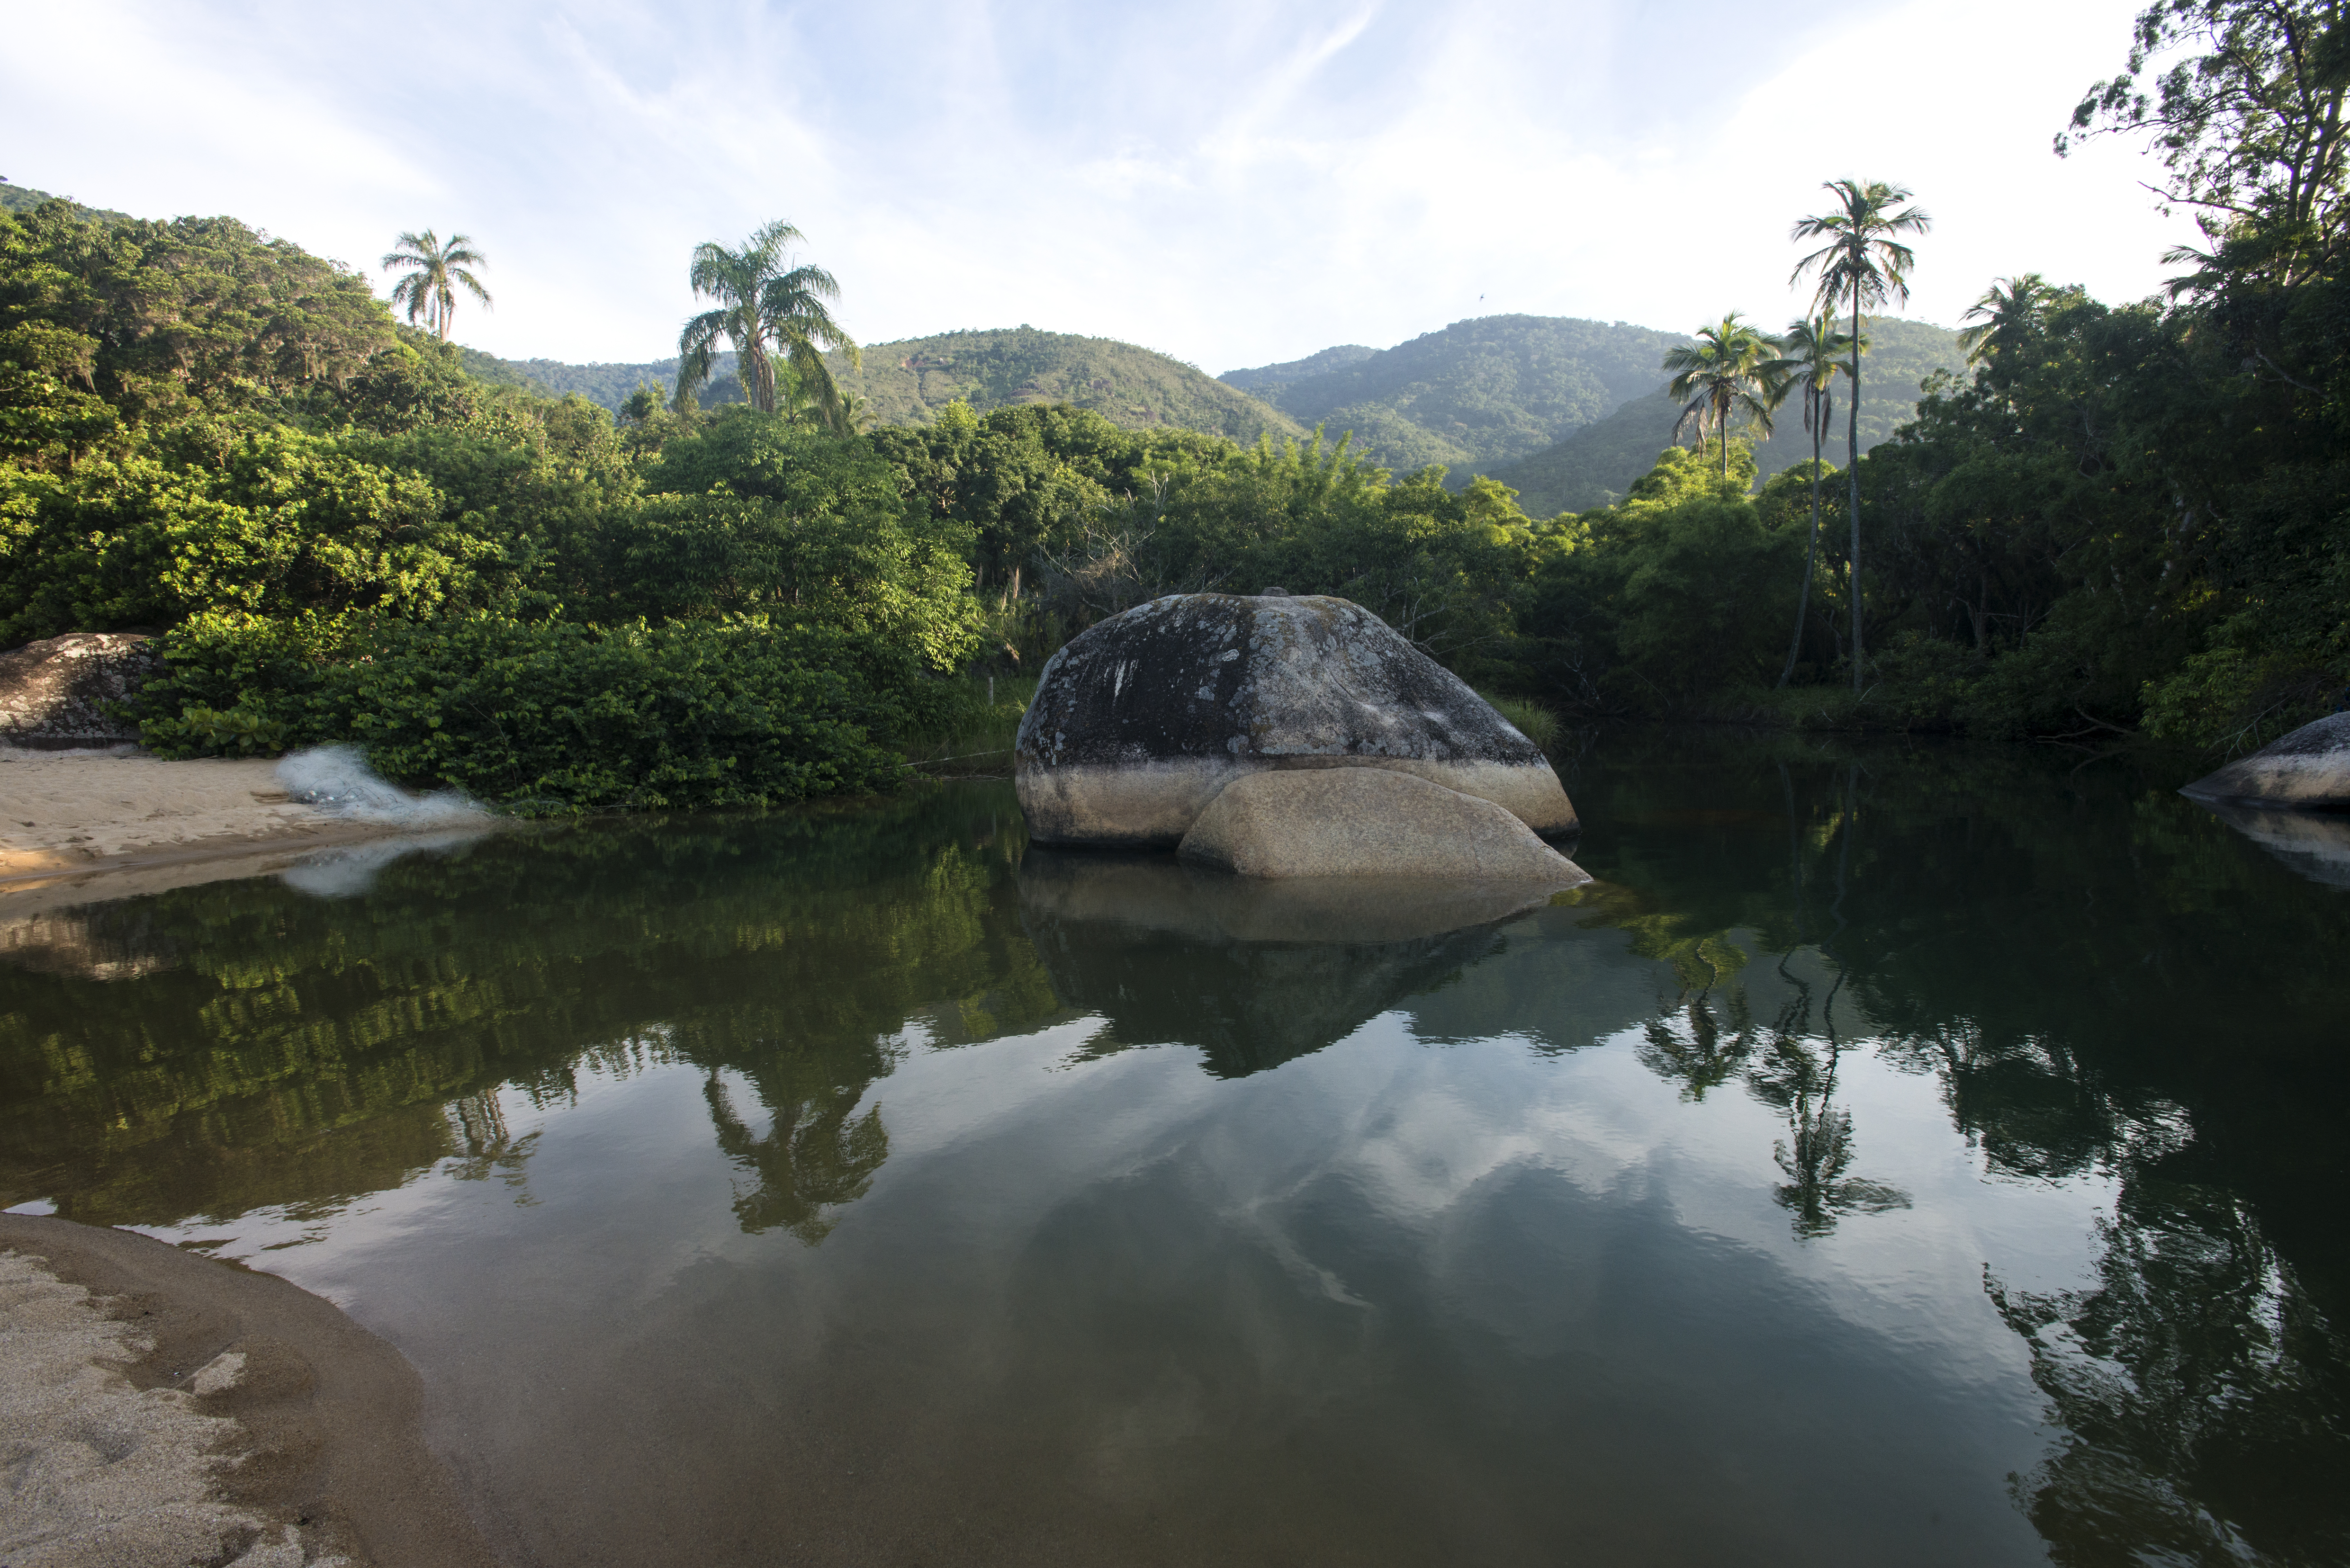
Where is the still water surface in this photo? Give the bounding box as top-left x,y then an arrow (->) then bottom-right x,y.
4,732 -> 2346,1567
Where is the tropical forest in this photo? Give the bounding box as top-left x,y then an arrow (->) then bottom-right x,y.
2,0 -> 2344,812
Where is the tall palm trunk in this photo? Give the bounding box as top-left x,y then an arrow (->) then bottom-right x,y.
743,331 -> 776,413
1778,392 -> 1826,688
1846,299 -> 1863,690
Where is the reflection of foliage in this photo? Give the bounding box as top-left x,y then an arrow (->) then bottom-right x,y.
1561,727 -> 2350,1558
1751,1034 -> 1909,1239
1993,1179 -> 2350,1567
1559,879 -> 1754,992
1636,992 -> 1756,1101
0,783 -> 1057,1236
443,1091 -> 540,1205
704,1072 -> 889,1244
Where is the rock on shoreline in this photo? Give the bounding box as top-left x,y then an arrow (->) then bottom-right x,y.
2181,712 -> 2350,810
0,633 -> 158,749
1015,593 -> 1577,848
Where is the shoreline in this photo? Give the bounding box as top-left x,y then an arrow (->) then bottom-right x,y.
0,748 -> 502,909
0,1215 -> 498,1568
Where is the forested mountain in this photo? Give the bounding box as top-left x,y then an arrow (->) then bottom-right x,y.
831,328 -> 1302,442
1218,315 -> 1684,475
1,179 -> 134,227
482,329 -> 1303,444
1486,317 -> 1964,513
1218,344 -> 1377,398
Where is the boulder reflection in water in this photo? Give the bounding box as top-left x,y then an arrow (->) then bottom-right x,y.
1017,849 -> 1558,1077
2190,799 -> 2350,890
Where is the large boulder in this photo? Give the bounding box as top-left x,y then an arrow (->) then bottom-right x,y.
2180,712 -> 2350,809
0,633 -> 157,749
1178,768 -> 1589,884
1015,592 -> 1575,847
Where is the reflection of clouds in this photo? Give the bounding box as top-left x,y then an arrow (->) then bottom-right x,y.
278,827 -> 498,899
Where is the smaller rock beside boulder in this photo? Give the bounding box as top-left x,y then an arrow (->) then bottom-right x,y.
1177,768 -> 1591,884
0,633 -> 158,749
2180,712 -> 2350,809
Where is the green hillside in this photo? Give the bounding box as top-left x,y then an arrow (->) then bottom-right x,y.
1,180 -> 135,226
1218,343 -> 1376,399
476,328 -> 1303,444
1483,316 -> 1964,514
1219,314 -> 1684,475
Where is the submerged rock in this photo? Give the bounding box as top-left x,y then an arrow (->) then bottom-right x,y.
0,633 -> 157,749
2180,712 -> 2350,809
1178,768 -> 1590,883
1015,592 -> 1576,847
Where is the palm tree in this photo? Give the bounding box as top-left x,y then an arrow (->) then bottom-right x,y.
1791,179 -> 1930,690
1660,313 -> 1785,483
1955,273 -> 2058,364
676,221 -> 860,425
380,231 -> 492,340
1770,315 -> 1860,688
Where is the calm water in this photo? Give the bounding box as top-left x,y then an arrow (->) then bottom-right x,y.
4,733 -> 2347,1567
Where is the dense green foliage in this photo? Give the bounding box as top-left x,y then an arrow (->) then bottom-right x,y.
0,198 -> 980,808
6,0 -> 2341,795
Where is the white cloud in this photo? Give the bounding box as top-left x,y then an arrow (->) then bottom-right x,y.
0,0 -> 2193,370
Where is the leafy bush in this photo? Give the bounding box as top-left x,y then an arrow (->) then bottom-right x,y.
138,614 -> 936,814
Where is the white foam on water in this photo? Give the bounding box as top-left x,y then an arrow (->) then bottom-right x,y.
273,744 -> 490,827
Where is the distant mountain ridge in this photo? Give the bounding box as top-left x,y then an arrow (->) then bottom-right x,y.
1218,344 -> 1376,397
831,328 -> 1301,443
1219,315 -> 1684,476
1480,316 -> 1963,514
467,329 -> 1302,445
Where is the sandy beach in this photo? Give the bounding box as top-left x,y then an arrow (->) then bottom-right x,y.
0,748 -> 495,905
0,1216 -> 498,1568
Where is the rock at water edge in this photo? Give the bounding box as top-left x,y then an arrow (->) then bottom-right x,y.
2180,712 -> 2350,809
1016,592 -> 1576,848
1177,768 -> 1591,883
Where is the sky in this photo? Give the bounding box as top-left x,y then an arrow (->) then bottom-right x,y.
0,0 -> 2197,374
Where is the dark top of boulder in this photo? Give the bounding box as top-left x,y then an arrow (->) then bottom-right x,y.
2241,710 -> 2350,759
1016,593 -> 1544,771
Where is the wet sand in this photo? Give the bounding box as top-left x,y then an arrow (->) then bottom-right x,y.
0,749 -> 488,905
0,1216 -> 498,1568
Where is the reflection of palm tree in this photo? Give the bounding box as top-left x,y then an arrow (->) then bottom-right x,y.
703,1071 -> 888,1242
1638,991 -> 1757,1099
1751,1031 -> 1909,1237
443,1090 -> 539,1202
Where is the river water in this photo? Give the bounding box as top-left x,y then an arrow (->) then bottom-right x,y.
4,732 -> 2345,1567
